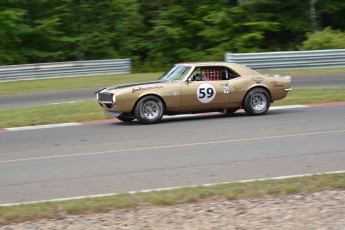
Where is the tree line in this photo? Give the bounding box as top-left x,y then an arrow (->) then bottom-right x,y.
1,0 -> 345,71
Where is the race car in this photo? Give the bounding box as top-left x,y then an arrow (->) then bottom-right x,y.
95,62 -> 292,124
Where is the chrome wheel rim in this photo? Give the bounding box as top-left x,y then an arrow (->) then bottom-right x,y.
250,92 -> 267,111
141,101 -> 160,120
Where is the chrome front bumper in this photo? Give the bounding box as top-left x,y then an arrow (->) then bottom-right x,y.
284,88 -> 293,92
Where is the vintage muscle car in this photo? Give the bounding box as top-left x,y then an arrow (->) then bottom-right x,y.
95,62 -> 292,124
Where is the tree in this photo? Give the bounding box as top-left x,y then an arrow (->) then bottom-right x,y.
0,0 -> 76,64
317,0 -> 345,30
0,0 -> 345,68
0,7 -> 28,64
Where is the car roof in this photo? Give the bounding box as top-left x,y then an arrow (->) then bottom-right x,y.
176,62 -> 261,76
177,61 -> 240,66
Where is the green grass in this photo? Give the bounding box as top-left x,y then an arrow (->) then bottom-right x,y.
0,173 -> 344,225
0,100 -> 109,128
0,67 -> 345,96
0,72 -> 161,96
273,87 -> 345,106
0,87 -> 344,129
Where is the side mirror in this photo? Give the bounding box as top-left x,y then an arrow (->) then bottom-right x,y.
186,76 -> 192,83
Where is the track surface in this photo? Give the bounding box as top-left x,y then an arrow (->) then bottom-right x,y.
1,74 -> 344,204
1,104 -> 345,204
1,74 -> 344,109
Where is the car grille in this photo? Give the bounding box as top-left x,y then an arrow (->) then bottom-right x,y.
98,93 -> 113,102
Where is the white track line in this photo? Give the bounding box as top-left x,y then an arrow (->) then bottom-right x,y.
1,105 -> 308,132
5,122 -> 82,131
1,170 -> 344,207
269,105 -> 308,110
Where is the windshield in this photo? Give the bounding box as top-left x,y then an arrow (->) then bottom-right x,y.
158,65 -> 191,81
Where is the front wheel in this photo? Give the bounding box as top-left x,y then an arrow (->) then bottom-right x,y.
134,96 -> 164,124
243,88 -> 271,115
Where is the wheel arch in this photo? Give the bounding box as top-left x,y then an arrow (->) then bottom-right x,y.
241,86 -> 272,106
132,93 -> 167,114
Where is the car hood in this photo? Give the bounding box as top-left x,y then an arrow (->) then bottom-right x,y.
104,80 -> 170,91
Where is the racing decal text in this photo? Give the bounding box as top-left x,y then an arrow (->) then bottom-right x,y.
132,85 -> 163,93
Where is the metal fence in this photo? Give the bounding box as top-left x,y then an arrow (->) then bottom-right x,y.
225,49 -> 345,70
0,58 -> 131,82
2,49 -> 345,82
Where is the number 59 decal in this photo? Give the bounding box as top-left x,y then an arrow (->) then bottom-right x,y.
197,83 -> 216,103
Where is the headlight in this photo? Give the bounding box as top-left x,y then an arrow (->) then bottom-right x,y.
112,94 -> 116,103
96,93 -> 99,101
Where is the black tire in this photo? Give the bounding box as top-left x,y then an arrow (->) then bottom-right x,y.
117,113 -> 135,122
134,96 -> 164,124
243,88 -> 271,115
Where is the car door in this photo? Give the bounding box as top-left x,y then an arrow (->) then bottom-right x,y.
180,79 -> 230,111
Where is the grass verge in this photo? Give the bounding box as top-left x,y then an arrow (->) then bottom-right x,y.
272,87 -> 345,106
0,172 -> 344,225
0,87 -> 345,129
0,101 -> 109,128
0,67 -> 345,96
0,73 -> 161,96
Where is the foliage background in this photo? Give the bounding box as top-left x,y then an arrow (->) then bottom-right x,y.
1,0 -> 345,71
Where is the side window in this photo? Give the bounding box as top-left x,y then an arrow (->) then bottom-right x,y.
191,66 -> 240,81
220,68 -> 240,80
201,68 -> 222,81
191,68 -> 203,81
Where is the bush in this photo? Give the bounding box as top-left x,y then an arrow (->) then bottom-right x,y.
300,27 -> 345,50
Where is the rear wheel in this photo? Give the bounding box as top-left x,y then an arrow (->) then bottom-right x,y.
134,96 -> 164,124
243,88 -> 270,115
117,113 -> 135,122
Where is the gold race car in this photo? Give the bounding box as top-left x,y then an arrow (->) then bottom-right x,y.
96,62 -> 292,124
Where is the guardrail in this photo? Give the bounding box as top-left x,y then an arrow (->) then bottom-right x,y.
224,49 -> 345,70
0,58 -> 131,82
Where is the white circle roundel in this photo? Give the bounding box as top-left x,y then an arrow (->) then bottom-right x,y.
197,83 -> 216,103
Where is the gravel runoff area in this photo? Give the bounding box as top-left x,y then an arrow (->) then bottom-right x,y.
1,190 -> 344,230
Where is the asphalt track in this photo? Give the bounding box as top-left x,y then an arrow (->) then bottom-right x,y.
1,74 -> 344,109
1,104 -> 345,204
0,74 -> 345,204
